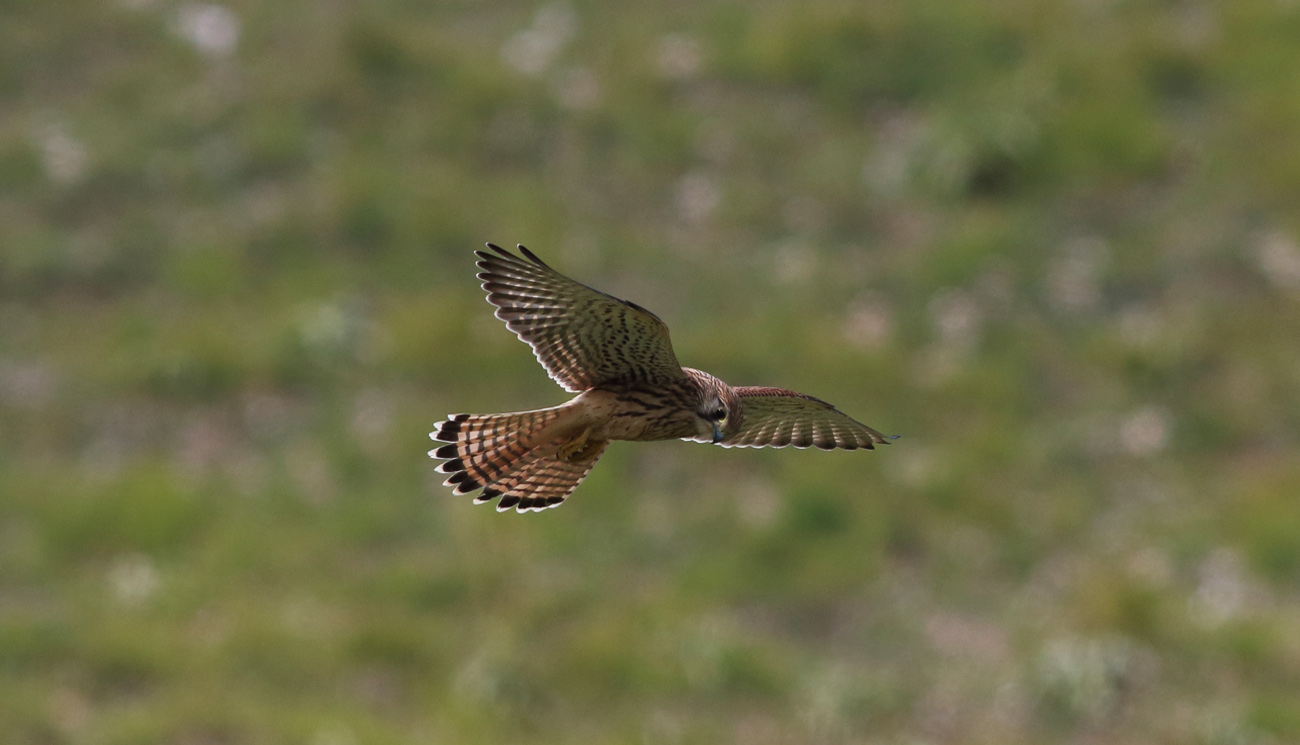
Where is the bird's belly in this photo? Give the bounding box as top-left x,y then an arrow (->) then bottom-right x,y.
576,388 -> 695,442
591,415 -> 688,442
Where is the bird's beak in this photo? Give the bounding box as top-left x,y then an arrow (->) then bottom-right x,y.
711,424 -> 724,444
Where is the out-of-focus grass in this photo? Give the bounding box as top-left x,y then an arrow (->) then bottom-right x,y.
3,0 -> 1300,743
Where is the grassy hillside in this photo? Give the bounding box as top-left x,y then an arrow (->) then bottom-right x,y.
4,1 -> 1300,743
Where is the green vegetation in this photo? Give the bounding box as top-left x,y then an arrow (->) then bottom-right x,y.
4,0 -> 1300,742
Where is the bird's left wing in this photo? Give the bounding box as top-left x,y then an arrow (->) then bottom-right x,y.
475,244 -> 688,392
718,386 -> 895,450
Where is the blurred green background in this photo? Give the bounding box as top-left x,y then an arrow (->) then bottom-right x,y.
4,0 -> 1300,742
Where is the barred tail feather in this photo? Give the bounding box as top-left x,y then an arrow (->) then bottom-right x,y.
477,440 -> 609,513
429,408 -> 568,496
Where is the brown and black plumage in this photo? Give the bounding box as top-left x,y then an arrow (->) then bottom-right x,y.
431,244 -> 895,512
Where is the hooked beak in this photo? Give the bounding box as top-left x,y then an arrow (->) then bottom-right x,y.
711,423 -> 724,444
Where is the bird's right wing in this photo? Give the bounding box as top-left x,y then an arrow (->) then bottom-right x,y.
720,386 -> 895,450
475,244 -> 688,392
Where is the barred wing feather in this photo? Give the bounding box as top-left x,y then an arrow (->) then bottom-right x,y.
475,244 -> 687,392
720,387 -> 894,450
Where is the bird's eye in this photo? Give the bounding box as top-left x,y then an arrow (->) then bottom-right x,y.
713,408 -> 727,421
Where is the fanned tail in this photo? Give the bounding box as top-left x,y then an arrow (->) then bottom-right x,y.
429,409 -> 565,494
430,406 -> 607,512
474,439 -> 609,512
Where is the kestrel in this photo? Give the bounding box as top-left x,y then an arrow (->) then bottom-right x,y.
430,244 -> 895,512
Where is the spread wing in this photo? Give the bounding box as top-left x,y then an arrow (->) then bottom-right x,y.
720,387 -> 895,450
475,244 -> 688,392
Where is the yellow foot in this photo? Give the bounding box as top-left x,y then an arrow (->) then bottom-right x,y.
555,428 -> 591,462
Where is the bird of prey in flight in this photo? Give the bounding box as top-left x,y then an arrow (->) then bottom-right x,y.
430,244 -> 894,512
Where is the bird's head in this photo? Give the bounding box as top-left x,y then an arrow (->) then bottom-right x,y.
690,373 -> 742,444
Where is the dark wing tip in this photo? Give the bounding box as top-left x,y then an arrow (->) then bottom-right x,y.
479,243 -> 550,275
516,244 -> 550,268
476,245 -> 511,270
